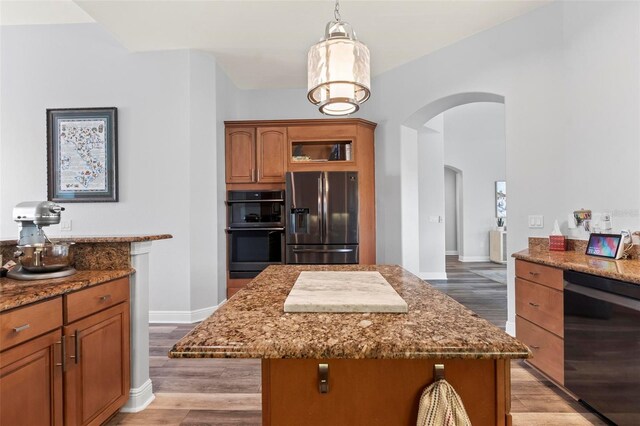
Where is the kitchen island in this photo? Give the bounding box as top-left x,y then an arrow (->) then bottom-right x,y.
171,265 -> 530,426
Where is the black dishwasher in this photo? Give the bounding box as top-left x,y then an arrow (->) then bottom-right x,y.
564,270 -> 640,425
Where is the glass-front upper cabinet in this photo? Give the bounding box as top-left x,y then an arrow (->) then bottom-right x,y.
290,140 -> 354,163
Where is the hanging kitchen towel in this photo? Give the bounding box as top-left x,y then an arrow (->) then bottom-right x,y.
416,378 -> 472,426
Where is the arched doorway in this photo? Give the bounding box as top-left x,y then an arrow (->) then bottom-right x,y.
400,92 -> 505,279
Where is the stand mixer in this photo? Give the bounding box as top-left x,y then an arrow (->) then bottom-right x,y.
7,201 -> 77,280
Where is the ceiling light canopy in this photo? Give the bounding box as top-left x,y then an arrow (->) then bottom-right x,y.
307,0 -> 371,116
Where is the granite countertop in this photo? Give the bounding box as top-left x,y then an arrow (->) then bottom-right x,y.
0,269 -> 134,312
513,248 -> 640,284
0,234 -> 172,246
170,265 -> 530,360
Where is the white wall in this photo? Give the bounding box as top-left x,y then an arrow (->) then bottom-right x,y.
399,125 -> 420,274
366,1 -> 639,334
0,24 -> 221,316
417,117 -> 446,279
444,167 -> 458,253
443,102 -> 506,261
560,1 -> 640,233
188,51 -> 218,312
214,63 -> 242,302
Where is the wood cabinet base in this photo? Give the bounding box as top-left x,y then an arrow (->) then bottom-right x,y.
262,358 -> 511,426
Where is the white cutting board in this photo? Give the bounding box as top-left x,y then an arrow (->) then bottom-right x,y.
283,271 -> 408,313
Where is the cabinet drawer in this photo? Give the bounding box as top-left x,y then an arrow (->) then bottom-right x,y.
515,260 -> 563,290
1,297 -> 63,351
65,278 -> 129,323
516,316 -> 564,385
516,278 -> 563,337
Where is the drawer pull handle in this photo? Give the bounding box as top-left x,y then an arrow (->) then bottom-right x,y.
70,331 -> 80,364
318,363 -> 329,394
13,324 -> 30,333
99,294 -> 112,302
529,271 -> 540,276
530,345 -> 541,350
55,335 -> 67,371
528,302 -> 540,308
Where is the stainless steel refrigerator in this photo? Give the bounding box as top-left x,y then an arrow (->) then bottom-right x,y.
285,171 -> 359,264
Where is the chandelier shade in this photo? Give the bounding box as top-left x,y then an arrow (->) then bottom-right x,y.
307,18 -> 371,116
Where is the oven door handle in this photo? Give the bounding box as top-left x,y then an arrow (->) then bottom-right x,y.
226,199 -> 284,204
292,248 -> 354,254
565,282 -> 640,312
226,227 -> 285,232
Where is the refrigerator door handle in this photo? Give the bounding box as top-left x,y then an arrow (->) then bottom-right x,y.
322,172 -> 329,244
318,176 -> 324,242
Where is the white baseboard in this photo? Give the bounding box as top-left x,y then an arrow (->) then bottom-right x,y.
149,303 -> 220,324
445,250 -> 459,255
120,379 -> 155,413
505,320 -> 516,337
418,272 -> 448,280
458,255 -> 491,262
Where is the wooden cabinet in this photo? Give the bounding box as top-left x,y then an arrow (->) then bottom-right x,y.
257,127 -> 287,183
225,126 -> 286,184
1,297 -> 63,350
224,119 -> 377,297
0,278 -> 130,426
1,329 -> 64,426
263,358 -> 511,426
64,302 -> 130,426
515,259 -> 564,384
225,127 -> 255,183
516,316 -> 564,384
227,277 -> 251,300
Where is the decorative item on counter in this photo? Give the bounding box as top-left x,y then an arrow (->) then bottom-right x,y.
573,209 -> 592,230
549,220 -> 567,251
601,212 -> 613,231
2,260 -> 17,277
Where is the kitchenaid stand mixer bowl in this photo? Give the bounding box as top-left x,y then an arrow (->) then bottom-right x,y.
7,201 -> 77,280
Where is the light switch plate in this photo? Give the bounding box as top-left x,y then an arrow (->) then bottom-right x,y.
528,215 -> 544,228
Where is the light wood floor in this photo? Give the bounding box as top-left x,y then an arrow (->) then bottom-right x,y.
107,258 -> 606,425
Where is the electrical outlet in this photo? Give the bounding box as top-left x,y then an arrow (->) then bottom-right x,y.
61,220 -> 72,231
528,215 -> 544,228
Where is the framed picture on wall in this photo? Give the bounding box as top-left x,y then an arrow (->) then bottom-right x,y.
495,181 -> 506,218
47,107 -> 118,202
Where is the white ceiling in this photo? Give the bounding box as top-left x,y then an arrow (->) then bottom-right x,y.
2,0 -> 550,89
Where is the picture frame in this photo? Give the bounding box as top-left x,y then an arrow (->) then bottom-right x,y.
47,107 -> 118,202
495,181 -> 506,218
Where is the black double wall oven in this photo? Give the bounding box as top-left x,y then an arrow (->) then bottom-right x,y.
226,190 -> 285,278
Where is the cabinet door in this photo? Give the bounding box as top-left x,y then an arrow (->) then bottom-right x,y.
226,127 -> 256,183
256,127 -> 286,183
0,329 -> 63,426
64,302 -> 130,426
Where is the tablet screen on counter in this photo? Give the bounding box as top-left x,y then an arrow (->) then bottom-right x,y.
585,233 -> 622,259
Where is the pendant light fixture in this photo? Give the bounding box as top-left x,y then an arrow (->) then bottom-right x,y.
307,0 -> 371,116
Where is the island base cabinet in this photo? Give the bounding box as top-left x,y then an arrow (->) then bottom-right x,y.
0,329 -> 64,426
262,358 -> 511,426
63,302 -> 130,426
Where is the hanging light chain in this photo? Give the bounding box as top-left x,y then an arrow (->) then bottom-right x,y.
334,0 -> 342,22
